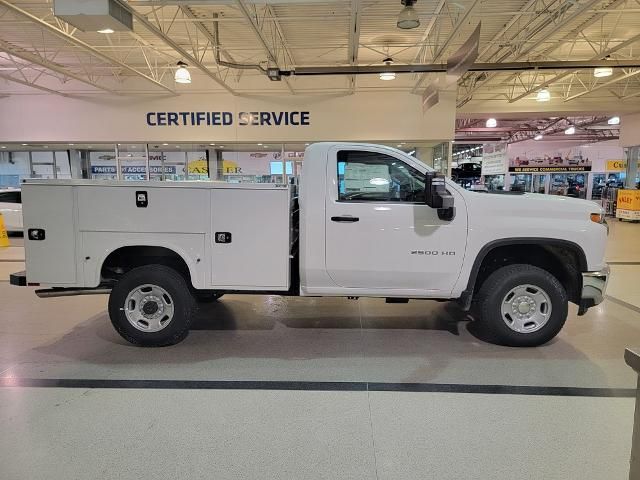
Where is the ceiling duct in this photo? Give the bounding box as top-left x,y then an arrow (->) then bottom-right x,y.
53,0 -> 133,32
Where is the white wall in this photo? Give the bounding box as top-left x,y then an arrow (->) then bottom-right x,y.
0,91 -> 456,144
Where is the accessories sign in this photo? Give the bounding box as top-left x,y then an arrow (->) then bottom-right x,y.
91,166 -> 177,174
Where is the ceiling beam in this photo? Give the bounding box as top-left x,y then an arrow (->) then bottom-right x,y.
412,0 -> 481,93
129,8 -> 235,94
234,0 -> 294,94
290,59 -> 640,76
0,0 -> 174,94
458,0 -> 614,106
564,69 -> 640,101
507,31 -> 640,103
0,39 -> 117,93
0,71 -> 68,96
410,0 -> 446,65
347,0 -> 361,92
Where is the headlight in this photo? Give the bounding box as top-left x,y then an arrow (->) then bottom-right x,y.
590,212 -> 609,234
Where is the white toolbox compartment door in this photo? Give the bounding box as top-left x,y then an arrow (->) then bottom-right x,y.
22,184 -> 77,285
210,187 -> 290,290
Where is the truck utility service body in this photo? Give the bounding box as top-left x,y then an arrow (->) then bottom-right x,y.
12,142 -> 609,347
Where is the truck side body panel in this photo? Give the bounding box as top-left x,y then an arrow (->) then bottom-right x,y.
21,180 -> 291,291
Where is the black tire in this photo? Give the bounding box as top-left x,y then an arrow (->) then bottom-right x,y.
194,291 -> 224,303
474,264 -> 568,347
108,264 -> 196,347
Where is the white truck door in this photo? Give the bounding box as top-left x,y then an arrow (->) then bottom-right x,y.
324,146 -> 467,294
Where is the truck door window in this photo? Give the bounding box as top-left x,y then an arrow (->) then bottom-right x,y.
337,150 -> 425,203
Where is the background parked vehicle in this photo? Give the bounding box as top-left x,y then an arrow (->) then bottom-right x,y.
0,188 -> 22,232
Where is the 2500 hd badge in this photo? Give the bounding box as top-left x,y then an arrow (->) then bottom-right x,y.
411,250 -> 456,255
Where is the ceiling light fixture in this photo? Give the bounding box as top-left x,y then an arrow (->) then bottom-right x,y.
379,57 -> 396,81
593,67 -> 613,78
1,146 -> 5,149
536,89 -> 551,102
608,116 -> 620,125
397,0 -> 420,29
534,134 -> 543,141
564,126 -> 576,135
174,61 -> 191,84
209,143 -> 215,146
486,118 -> 497,128
97,28 -> 114,34
162,143 -> 169,146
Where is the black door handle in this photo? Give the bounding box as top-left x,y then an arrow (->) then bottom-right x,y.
331,216 -> 359,223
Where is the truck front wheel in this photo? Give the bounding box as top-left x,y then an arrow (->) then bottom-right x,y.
108,265 -> 196,347
474,264 -> 568,347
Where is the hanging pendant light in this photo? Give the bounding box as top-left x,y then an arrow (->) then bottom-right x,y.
379,57 -> 396,81
397,0 -> 420,29
593,67 -> 613,78
536,89 -> 551,102
175,61 -> 191,84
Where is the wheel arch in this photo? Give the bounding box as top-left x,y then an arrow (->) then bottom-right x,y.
99,244 -> 197,287
461,238 -> 587,309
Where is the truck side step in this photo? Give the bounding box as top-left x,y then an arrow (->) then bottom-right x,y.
385,298 -> 409,303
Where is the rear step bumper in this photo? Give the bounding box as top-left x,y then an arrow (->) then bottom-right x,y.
10,271 -> 26,286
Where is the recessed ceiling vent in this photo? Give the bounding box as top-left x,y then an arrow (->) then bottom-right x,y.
53,0 -> 133,32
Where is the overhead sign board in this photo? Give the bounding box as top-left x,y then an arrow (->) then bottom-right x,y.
481,143 -> 507,175
447,23 -> 481,79
146,111 -> 311,127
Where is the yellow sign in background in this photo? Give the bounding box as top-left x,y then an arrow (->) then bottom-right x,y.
618,190 -> 640,210
0,212 -> 10,247
187,159 -> 208,175
606,160 -> 626,171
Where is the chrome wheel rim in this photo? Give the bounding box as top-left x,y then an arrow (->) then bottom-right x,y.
123,284 -> 174,332
500,284 -> 552,334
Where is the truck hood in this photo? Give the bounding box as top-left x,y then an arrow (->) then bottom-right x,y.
461,190 -> 603,220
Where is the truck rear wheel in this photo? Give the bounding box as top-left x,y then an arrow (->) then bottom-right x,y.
108,264 -> 196,347
474,264 -> 568,347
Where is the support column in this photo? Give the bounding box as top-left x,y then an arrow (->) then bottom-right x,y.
67,149 -> 83,179
626,146 -> 639,189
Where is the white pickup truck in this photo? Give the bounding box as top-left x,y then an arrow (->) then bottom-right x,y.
11,142 -> 609,348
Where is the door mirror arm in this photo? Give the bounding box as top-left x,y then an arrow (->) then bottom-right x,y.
425,171 -> 456,221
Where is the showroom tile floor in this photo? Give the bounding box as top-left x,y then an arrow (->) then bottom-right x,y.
0,222 -> 639,479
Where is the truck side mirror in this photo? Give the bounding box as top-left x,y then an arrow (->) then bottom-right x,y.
425,171 -> 455,221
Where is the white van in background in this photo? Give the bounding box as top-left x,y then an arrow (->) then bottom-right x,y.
0,188 -> 23,232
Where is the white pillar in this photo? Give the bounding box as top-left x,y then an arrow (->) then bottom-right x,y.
626,146 -> 639,189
